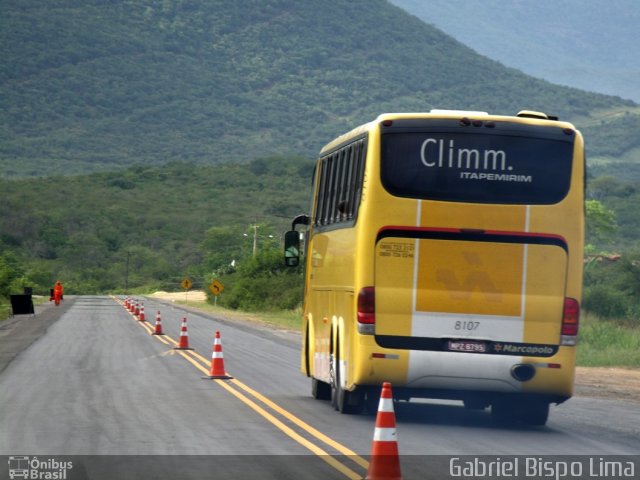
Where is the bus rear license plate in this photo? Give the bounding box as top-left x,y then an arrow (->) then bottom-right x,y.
448,340 -> 487,353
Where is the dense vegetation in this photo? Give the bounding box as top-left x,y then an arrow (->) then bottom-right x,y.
1,0 -> 637,177
0,158 -> 312,301
0,160 -> 639,326
582,175 -> 640,322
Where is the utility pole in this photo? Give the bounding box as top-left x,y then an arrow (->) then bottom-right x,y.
245,223 -> 274,257
252,224 -> 258,257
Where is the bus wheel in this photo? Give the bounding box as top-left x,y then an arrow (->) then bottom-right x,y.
330,339 -> 361,414
520,401 -> 550,426
311,378 -> 331,400
332,380 -> 361,414
364,388 -> 381,415
330,352 -> 347,412
491,398 -> 550,426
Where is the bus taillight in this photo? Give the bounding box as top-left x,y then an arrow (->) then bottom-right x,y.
561,297 -> 580,346
357,287 -> 375,335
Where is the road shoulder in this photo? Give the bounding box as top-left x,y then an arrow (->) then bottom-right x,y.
0,298 -> 75,374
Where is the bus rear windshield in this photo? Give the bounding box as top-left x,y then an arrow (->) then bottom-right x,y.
381,127 -> 575,205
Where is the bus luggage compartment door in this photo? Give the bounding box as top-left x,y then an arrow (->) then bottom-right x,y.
373,230 -> 568,355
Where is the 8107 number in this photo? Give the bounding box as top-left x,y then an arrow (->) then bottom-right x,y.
454,321 -> 480,331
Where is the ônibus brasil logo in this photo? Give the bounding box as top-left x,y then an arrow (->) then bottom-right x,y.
8,456 -> 73,480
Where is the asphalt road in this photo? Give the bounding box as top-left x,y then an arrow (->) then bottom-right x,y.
0,296 -> 638,479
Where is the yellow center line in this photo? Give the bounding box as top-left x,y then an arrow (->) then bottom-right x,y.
112,298 -> 172,345
139,321 -> 154,333
184,351 -> 370,470
113,296 -> 367,478
150,330 -> 171,346
230,378 -> 370,470
175,350 -> 362,480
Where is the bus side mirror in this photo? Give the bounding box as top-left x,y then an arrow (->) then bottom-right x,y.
284,230 -> 301,267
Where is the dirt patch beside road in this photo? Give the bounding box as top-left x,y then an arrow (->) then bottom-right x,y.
149,290 -> 207,302
575,366 -> 640,403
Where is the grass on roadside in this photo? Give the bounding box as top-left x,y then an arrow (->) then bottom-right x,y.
0,302 -> 11,322
0,296 -> 50,322
171,299 -> 303,332
577,311 -> 640,367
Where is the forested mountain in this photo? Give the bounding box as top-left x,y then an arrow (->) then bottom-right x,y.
390,0 -> 640,103
2,0 -> 640,311
1,0 -> 637,177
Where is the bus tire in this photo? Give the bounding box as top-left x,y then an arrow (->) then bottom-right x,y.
311,377 -> 331,400
364,388 -> 381,415
330,333 -> 361,414
490,400 -> 515,425
521,401 -> 550,426
491,398 -> 550,426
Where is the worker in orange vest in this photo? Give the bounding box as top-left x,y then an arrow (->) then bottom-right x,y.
52,280 -> 64,306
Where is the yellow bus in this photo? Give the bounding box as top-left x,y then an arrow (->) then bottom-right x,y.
284,110 -> 584,425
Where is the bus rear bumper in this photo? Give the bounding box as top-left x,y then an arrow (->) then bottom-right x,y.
352,343 -> 575,400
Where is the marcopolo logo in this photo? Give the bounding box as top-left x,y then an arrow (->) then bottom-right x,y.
492,342 -> 557,357
8,457 -> 73,480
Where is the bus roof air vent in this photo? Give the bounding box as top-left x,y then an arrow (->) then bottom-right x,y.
517,110 -> 550,120
431,109 -> 489,116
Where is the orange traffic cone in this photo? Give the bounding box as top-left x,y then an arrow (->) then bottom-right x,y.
124,297 -> 129,310
365,382 -> 402,480
152,310 -> 164,335
202,331 -> 232,379
174,317 -> 193,350
134,301 -> 140,317
139,304 -> 146,322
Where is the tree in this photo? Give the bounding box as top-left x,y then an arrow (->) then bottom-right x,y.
585,199 -> 618,248
201,226 -> 247,274
0,252 -> 25,298
220,247 -> 303,311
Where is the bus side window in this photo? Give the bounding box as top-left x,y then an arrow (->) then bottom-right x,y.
329,150 -> 339,224
344,144 -> 357,220
316,157 -> 328,226
313,138 -> 366,228
336,146 -> 350,221
353,140 -> 365,212
325,155 -> 337,225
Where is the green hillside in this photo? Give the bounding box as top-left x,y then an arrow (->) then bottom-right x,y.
0,158 -> 313,294
1,0 -> 636,177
